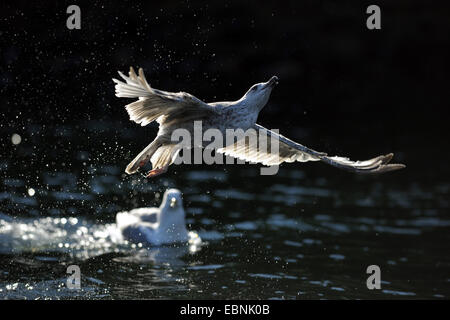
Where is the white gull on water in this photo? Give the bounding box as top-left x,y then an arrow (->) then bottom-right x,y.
113,67 -> 405,177
116,189 -> 200,246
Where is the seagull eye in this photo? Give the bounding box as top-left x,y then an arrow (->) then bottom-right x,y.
251,86 -> 258,91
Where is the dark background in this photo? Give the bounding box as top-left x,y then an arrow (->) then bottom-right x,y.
0,0 -> 449,179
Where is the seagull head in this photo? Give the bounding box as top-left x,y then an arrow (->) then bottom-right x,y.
242,76 -> 278,110
159,188 -> 185,228
161,188 -> 184,210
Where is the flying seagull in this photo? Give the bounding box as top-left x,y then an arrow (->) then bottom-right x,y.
113,67 -> 405,177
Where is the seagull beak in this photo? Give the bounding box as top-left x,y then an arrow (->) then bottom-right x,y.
170,197 -> 177,208
263,76 -> 279,89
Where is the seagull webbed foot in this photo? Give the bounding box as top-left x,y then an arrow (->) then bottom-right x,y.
145,166 -> 168,178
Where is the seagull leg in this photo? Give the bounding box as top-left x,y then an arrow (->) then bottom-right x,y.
138,155 -> 150,168
145,166 -> 168,178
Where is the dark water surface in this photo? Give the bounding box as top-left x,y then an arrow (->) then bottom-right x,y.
0,122 -> 449,299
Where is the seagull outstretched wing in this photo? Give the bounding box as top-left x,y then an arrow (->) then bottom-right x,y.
217,124 -> 405,174
113,67 -> 218,126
